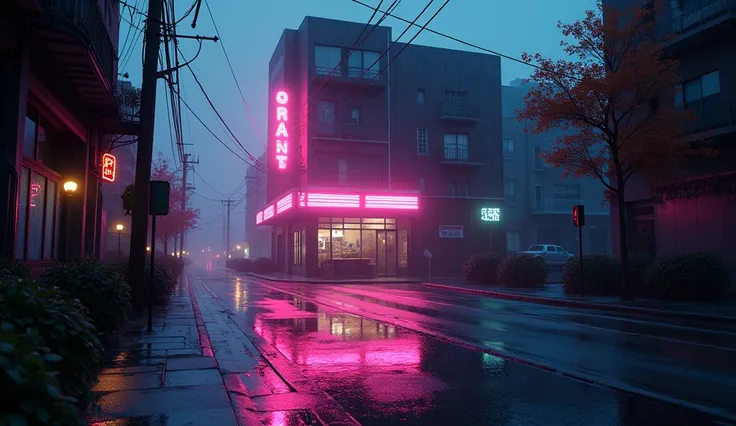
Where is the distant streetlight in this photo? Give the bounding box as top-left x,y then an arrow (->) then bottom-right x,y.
116,224 -> 124,260
146,246 -> 151,251
236,245 -> 241,250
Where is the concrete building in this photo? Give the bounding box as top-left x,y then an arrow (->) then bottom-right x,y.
603,0 -> 736,278
2,0 -> 125,272
502,81 -> 611,255
254,17 -> 503,279
244,153 -> 270,259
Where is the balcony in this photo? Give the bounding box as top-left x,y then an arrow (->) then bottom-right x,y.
441,147 -> 484,167
36,0 -> 117,113
681,98 -> 736,138
665,0 -> 736,48
439,98 -> 481,123
532,198 -> 610,215
313,65 -> 385,88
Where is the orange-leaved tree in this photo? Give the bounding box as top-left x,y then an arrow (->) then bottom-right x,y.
517,0 -> 702,299
150,152 -> 200,254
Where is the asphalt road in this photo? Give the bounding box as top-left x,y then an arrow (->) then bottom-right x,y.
193,268 -> 736,425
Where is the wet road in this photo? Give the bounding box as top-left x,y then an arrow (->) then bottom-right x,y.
194,269 -> 736,425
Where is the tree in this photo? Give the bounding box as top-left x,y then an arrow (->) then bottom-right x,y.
150,152 -> 200,253
517,0 -> 709,299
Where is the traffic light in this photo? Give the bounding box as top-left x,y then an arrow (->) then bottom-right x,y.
573,205 -> 585,227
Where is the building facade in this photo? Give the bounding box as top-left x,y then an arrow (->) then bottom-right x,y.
502,81 -> 611,255
603,0 -> 736,279
244,153 -> 271,259
1,0 -> 122,272
255,17 -> 503,279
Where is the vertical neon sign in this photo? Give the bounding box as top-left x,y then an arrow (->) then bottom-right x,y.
275,91 -> 289,170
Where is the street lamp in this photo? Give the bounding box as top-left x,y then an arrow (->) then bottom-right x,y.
62,179 -> 78,260
115,224 -> 124,260
63,180 -> 78,194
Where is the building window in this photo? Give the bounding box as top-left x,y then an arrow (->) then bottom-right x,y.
443,134 -> 469,161
293,231 -> 301,265
348,49 -> 380,78
443,90 -> 469,116
16,167 -> 58,261
503,138 -> 515,159
534,146 -> 546,168
449,181 -> 469,198
676,70 -> 720,106
418,177 -> 425,193
553,184 -> 580,200
506,231 -> 522,253
416,128 -> 428,155
315,45 -> 342,76
417,89 -> 425,104
348,106 -> 361,124
504,179 -> 517,202
317,100 -> 336,124
338,159 -> 348,185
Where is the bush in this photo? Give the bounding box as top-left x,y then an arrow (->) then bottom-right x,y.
628,253 -> 656,291
112,255 -> 178,306
253,257 -> 277,274
0,277 -> 103,408
563,254 -> 621,295
228,258 -> 254,273
497,254 -> 547,288
0,257 -> 29,279
0,325 -> 85,425
41,258 -> 131,337
462,253 -> 499,284
645,253 -> 730,301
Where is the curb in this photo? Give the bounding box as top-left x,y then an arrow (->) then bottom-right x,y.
242,271 -> 420,285
423,283 -> 736,325
188,280 -> 214,357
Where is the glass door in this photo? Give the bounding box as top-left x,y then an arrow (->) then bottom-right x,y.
385,231 -> 397,276
377,231 -> 386,276
376,230 -> 397,276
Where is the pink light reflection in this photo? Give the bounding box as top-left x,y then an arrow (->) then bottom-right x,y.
269,411 -> 287,426
305,192 -> 361,208
364,195 -> 419,210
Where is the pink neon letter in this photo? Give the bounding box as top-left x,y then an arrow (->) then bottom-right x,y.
276,106 -> 288,121
275,122 -> 288,138
276,91 -> 288,104
276,155 -> 287,169
276,141 -> 288,154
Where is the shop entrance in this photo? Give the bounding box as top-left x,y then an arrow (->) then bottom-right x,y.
376,230 -> 397,276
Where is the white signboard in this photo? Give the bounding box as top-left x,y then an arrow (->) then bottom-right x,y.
423,248 -> 433,259
439,225 -> 464,238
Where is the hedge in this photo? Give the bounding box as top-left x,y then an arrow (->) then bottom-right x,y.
497,254 -> 547,288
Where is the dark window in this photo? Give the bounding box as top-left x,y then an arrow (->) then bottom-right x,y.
348,106 -> 360,124
317,101 -> 336,124
417,89 -> 425,104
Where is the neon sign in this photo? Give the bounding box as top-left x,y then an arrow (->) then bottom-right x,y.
255,191 -> 420,225
30,183 -> 41,207
274,90 -> 289,170
480,207 -> 501,222
101,153 -> 116,182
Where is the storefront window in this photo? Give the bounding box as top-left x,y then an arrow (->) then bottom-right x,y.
15,167 -> 58,261
398,229 -> 408,268
15,168 -> 29,259
332,229 -> 361,259
293,231 -> 301,265
318,229 -> 331,267
28,172 -> 46,260
23,115 -> 37,159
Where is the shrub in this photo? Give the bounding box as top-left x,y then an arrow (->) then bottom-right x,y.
112,256 -> 178,306
563,254 -> 621,295
228,258 -> 254,273
462,253 -> 499,284
497,254 -> 547,288
645,253 -> 730,301
0,257 -> 30,279
253,257 -> 277,274
627,253 -> 656,292
41,258 -> 132,337
0,325 -> 85,425
0,276 -> 103,407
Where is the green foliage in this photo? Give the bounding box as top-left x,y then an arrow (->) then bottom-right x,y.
112,255 -> 179,306
627,253 -> 656,290
645,253 -> 730,301
462,253 -> 499,284
0,257 -> 30,279
497,254 -> 547,288
0,277 -> 103,408
41,257 -> 131,337
0,324 -> 85,425
563,255 -> 621,295
227,258 -> 254,273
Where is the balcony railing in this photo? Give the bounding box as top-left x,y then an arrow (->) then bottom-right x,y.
670,0 -> 736,33
533,198 -> 610,215
347,66 -> 380,79
441,97 -> 479,120
682,98 -> 736,133
44,0 -> 116,90
315,66 -> 341,77
443,147 -> 470,162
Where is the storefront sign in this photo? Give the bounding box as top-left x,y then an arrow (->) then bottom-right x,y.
274,90 -> 289,170
439,225 -> 464,238
480,207 -> 501,222
101,153 -> 116,182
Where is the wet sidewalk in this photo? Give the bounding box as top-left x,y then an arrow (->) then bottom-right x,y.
89,274 -> 359,425
425,281 -> 736,324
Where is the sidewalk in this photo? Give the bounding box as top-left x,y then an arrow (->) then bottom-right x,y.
245,271 -> 420,284
425,281 -> 736,324
89,274 -> 359,425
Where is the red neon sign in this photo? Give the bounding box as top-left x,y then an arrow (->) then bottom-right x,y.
30,183 -> 41,207
274,91 -> 289,170
255,211 -> 264,225
263,205 -> 275,221
101,153 -> 116,182
276,193 -> 293,214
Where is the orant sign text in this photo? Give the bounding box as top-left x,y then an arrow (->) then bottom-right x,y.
275,90 -> 289,170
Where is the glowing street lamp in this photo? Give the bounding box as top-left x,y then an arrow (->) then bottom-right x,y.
63,180 -> 78,194
115,224 -> 124,260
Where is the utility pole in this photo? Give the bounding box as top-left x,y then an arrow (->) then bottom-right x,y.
181,153 -> 198,256
128,0 -> 163,306
222,199 -> 233,255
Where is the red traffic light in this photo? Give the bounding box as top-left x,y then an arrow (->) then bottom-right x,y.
572,205 -> 585,227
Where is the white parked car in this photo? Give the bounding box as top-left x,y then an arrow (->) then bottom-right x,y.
518,244 -> 575,266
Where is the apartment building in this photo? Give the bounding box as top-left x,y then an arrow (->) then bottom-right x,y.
244,153 -> 271,259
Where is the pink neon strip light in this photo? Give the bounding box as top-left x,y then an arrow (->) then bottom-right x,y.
276,193 -> 293,214
255,211 -> 264,225
306,193 -> 360,208
263,205 -> 275,220
364,195 -> 419,210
